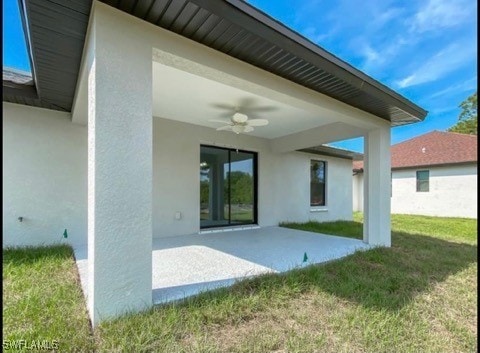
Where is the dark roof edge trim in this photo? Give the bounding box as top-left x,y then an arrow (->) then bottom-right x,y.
3,83 -> 38,99
71,0 -> 95,118
221,0 -> 427,120
17,0 -> 39,96
391,161 -> 478,170
354,160 -> 477,172
299,148 -> 357,161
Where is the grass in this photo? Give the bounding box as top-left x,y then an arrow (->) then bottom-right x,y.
3,214 -> 477,353
282,212 -> 477,244
2,245 -> 94,352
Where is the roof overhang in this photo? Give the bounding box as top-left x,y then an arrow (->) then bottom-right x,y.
300,145 -> 363,160
391,161 -> 478,170
353,160 -> 477,173
3,70 -> 37,99
3,0 -> 427,126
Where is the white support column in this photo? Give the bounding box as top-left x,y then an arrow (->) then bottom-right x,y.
363,125 -> 391,247
87,9 -> 152,325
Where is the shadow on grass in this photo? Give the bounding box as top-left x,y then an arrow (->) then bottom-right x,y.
204,222 -> 477,312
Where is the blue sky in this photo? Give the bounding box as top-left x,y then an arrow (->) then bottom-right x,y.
3,0 -> 477,152
3,0 -> 31,72
247,0 -> 477,151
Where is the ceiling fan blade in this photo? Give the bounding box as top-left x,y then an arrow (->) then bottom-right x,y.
217,112 -> 233,118
210,103 -> 235,110
244,106 -> 278,113
216,125 -> 233,131
244,125 -> 254,133
238,97 -> 277,113
209,119 -> 231,124
212,99 -> 277,113
238,97 -> 257,109
246,118 -> 269,126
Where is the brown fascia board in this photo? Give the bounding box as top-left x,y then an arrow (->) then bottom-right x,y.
353,161 -> 477,172
391,161 -> 478,170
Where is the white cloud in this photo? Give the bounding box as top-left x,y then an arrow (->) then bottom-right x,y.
409,0 -> 474,33
428,77 -> 478,99
395,41 -> 477,88
361,43 -> 381,64
370,7 -> 405,30
301,26 -> 338,44
359,36 -> 411,74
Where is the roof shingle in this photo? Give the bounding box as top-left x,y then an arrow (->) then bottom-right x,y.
353,130 -> 477,170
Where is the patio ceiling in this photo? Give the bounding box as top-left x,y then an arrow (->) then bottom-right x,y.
4,0 -> 427,126
153,61 -> 340,139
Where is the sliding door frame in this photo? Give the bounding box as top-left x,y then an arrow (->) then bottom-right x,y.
200,144 -> 258,229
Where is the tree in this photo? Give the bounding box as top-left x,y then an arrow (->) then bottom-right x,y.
225,171 -> 253,205
448,91 -> 477,135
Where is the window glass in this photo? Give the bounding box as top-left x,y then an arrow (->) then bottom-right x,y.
310,161 -> 326,206
200,145 -> 257,228
416,170 -> 429,192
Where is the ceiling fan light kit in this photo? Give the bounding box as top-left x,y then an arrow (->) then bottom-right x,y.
232,125 -> 245,134
232,112 -> 248,123
209,109 -> 269,135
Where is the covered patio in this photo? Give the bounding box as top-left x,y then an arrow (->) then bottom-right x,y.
74,227 -> 370,305
49,0 -> 426,326
1,0 -> 429,328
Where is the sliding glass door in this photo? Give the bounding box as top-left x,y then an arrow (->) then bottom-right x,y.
200,145 -> 257,229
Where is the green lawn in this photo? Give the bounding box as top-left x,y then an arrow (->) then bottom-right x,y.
3,214 -> 477,353
2,246 -> 94,352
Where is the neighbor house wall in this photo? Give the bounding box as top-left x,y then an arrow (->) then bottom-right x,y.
353,165 -> 477,218
352,172 -> 363,212
391,165 -> 477,218
3,103 -> 353,246
2,103 -> 88,247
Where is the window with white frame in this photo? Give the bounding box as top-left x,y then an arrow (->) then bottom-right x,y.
416,170 -> 429,192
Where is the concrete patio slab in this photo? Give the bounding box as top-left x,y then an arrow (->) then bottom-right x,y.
74,226 -> 371,305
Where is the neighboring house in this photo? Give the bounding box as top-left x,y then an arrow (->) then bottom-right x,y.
353,131 -> 477,218
2,0 -> 426,324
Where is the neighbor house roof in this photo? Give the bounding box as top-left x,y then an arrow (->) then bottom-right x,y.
3,0 -> 427,126
3,68 -> 38,101
353,131 -> 478,171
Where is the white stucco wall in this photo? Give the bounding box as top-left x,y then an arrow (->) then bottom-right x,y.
153,117 -> 353,238
352,172 -> 363,212
391,166 -> 477,218
353,165 -> 477,218
2,103 -> 88,247
3,103 -> 353,247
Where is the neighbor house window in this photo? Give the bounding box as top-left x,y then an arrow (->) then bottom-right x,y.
310,160 -> 326,206
416,170 -> 429,192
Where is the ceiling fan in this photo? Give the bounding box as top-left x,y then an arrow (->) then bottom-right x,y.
209,112 -> 269,134
210,97 -> 277,116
